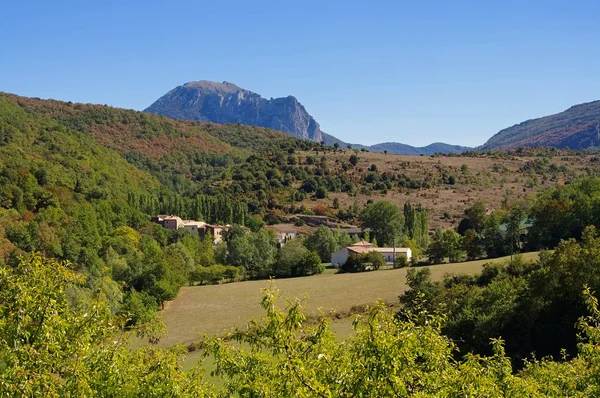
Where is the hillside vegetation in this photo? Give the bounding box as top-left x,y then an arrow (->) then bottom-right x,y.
6,93 -> 600,231
481,100 -> 600,150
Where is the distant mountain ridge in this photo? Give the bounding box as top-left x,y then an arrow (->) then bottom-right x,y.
369,142 -> 471,156
481,100 -> 600,150
146,81 -> 471,155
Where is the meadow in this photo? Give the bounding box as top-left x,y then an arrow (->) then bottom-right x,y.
156,252 -> 539,349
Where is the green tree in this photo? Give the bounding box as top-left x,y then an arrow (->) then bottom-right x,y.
0,254 -> 211,395
440,228 -> 464,262
333,197 -> 340,209
342,251 -> 386,272
463,228 -> 484,260
458,201 -> 487,235
245,214 -> 265,232
361,201 -> 404,247
274,238 -> 308,277
482,212 -> 508,258
295,250 -> 324,276
427,228 -> 464,263
304,226 -> 338,263
315,186 -> 328,199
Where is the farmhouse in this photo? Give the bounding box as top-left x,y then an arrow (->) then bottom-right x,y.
265,224 -> 298,245
152,215 -> 229,244
331,241 -> 412,266
153,215 -> 185,230
370,247 -> 412,263
182,220 -> 205,235
204,224 -> 228,244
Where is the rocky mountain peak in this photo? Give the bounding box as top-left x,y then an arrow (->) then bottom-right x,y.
145,81 -> 324,142
182,80 -> 243,94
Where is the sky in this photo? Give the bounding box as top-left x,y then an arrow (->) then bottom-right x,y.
1,0 -> 600,147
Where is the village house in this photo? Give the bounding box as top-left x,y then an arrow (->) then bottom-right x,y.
153,215 -> 185,230
152,215 -> 229,244
331,241 -> 412,266
182,220 -> 205,235
204,224 -> 228,244
265,224 -> 298,245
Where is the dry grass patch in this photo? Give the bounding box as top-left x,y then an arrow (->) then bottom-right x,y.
297,150 -> 598,229
155,252 -> 539,348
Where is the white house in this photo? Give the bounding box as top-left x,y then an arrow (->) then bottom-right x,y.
330,241 -> 373,265
370,247 -> 412,264
330,241 -> 412,266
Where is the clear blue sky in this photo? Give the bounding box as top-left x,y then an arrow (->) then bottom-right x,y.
2,1 -> 600,147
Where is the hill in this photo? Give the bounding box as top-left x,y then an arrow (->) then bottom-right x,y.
481,100 -> 600,150
4,92 -> 600,232
0,94 -> 162,207
0,92 -> 317,193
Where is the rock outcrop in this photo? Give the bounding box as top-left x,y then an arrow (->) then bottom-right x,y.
145,81 -> 324,142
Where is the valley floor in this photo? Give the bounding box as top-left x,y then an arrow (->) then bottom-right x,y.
154,252 -> 540,350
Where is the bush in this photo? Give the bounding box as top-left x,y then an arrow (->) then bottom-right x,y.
394,254 -> 409,268
342,251 -> 386,272
315,186 -> 328,199
190,264 -> 241,285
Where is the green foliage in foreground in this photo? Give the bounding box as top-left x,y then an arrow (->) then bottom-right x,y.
5,254 -> 600,396
201,285 -> 600,396
403,226 -> 600,367
0,254 -> 210,397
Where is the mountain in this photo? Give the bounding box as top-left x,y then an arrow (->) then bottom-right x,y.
145,81 -> 324,142
369,142 -> 472,156
146,80 -> 472,155
481,100 -> 600,150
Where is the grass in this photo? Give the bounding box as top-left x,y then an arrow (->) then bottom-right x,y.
155,252 -> 539,349
163,252 -> 540,373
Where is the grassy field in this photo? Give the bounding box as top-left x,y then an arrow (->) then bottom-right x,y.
155,252 -> 539,349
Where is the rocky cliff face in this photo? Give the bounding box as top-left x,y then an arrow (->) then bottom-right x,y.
145,81 -> 324,142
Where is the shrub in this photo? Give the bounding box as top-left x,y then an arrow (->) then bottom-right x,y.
394,254 -> 409,268
342,251 -> 386,272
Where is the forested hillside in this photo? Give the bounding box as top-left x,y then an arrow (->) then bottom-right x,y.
0,93 -> 340,324
5,91 -> 600,345
481,100 -> 600,150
